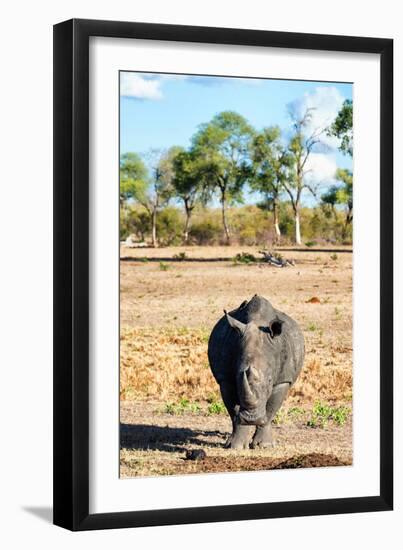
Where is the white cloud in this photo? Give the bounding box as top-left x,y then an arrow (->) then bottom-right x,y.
288,86 -> 345,149
119,72 -> 263,99
120,73 -> 163,100
304,153 -> 338,189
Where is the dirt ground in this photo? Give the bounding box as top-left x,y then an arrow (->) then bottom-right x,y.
120,245 -> 353,477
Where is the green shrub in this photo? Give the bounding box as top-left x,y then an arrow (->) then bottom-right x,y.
156,206 -> 183,246
232,252 -> 257,265
307,401 -> 350,428
164,398 -> 201,415
207,401 -> 226,415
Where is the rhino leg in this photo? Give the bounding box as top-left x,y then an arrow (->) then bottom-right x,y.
230,423 -> 255,450
251,383 -> 290,449
219,382 -> 254,449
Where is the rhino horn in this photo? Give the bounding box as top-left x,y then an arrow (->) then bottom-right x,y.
224,311 -> 246,336
241,370 -> 258,407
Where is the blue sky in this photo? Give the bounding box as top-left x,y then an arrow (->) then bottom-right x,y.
120,72 -> 352,204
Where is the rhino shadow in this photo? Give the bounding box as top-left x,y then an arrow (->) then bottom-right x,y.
120,423 -> 226,453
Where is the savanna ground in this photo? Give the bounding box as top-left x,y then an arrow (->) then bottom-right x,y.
120,245 -> 353,477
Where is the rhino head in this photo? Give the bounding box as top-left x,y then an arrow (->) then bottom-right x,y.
225,310 -> 284,426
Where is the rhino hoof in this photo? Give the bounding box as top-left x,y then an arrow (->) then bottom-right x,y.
251,440 -> 276,449
231,441 -> 250,450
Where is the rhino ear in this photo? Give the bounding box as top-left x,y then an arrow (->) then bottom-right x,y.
268,317 -> 283,338
224,310 -> 246,336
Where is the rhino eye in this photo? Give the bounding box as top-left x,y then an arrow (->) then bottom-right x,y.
259,326 -> 271,334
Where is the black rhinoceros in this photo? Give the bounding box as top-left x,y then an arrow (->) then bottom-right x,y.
208,294 -> 304,449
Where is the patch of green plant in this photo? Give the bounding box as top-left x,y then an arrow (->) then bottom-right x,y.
307,401 -> 350,428
164,398 -> 201,415
232,252 -> 257,265
173,252 -> 188,261
138,257 -> 149,263
159,261 -> 170,271
330,253 -> 338,261
305,241 -> 317,248
205,393 -> 226,414
307,323 -> 317,332
207,401 -> 226,415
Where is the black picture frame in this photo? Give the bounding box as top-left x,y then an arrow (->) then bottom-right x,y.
53,18 -> 393,531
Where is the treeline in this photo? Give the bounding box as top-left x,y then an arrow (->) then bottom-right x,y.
121,203 -> 352,246
120,100 -> 352,246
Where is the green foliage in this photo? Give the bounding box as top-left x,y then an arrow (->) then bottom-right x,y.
120,204 -> 150,240
119,152 -> 149,205
207,400 -> 226,415
321,168 -> 353,242
328,99 -> 353,156
229,204 -> 270,245
120,107 -> 354,246
172,149 -> 206,205
307,401 -> 350,428
156,206 -> 183,245
192,111 -> 255,242
232,252 -> 257,265
250,126 -> 292,237
121,202 -> 353,246
189,212 -> 222,245
305,241 -> 317,248
164,398 -> 201,415
159,262 -> 170,271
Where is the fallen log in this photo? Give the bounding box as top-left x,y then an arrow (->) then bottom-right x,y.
258,250 -> 295,267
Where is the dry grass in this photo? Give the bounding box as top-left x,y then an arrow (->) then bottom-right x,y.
119,245 -> 353,476
120,328 -> 214,402
120,328 -> 352,405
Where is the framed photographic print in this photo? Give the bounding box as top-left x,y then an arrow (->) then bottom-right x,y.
53,19 -> 393,531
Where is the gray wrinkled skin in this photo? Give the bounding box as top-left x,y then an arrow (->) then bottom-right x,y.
208,295 -> 304,449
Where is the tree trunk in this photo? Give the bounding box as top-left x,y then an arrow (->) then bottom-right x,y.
272,198 -> 281,242
183,208 -> 191,244
342,206 -> 353,240
294,206 -> 302,245
151,207 -> 158,247
221,189 -> 231,245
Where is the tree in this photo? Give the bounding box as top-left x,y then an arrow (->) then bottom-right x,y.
251,126 -> 292,242
119,152 -> 148,207
120,148 -> 176,247
283,107 -> 328,245
143,147 -> 178,246
321,168 -> 353,240
192,111 -> 254,244
328,99 -> 353,156
172,148 -> 205,243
